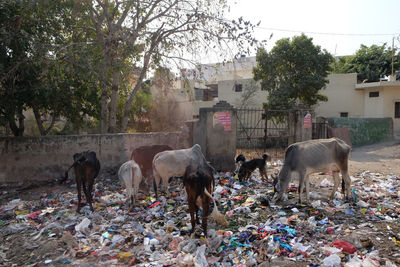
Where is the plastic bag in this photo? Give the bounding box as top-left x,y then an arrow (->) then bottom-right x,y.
75,218 -> 91,235
333,240 -> 356,254
323,254 -> 341,267
194,244 -> 208,267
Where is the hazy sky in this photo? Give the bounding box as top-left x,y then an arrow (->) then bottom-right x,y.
226,0 -> 400,57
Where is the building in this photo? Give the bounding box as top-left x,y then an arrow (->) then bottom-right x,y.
154,56 -> 400,136
314,73 -> 400,136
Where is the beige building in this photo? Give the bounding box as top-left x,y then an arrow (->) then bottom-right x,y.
315,73 -> 400,136
156,57 -> 400,135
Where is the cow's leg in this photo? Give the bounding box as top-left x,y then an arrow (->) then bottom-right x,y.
153,168 -> 161,199
305,174 -> 310,203
153,179 -> 158,199
341,169 -> 351,201
187,196 -> 196,233
82,177 -> 90,209
298,170 -> 306,204
76,177 -> 83,213
330,171 -> 340,200
202,195 -> 210,237
87,174 -> 95,212
195,205 -> 200,224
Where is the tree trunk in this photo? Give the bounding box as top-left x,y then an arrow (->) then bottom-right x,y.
100,89 -> 109,134
99,54 -> 109,134
32,106 -> 57,136
120,53 -> 151,132
108,68 -> 120,133
7,108 -> 24,136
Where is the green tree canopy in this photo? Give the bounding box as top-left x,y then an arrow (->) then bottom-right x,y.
253,34 -> 333,110
331,44 -> 400,82
0,0 -> 100,136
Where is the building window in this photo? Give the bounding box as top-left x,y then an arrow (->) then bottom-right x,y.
369,91 -> 379,97
234,84 -> 243,92
395,102 -> 400,118
340,112 -> 348,118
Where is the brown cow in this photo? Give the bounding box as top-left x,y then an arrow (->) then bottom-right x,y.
183,164 -> 228,236
131,145 -> 172,191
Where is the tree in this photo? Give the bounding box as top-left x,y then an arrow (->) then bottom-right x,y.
73,0 -> 259,133
0,0 -> 99,136
331,44 -> 400,82
253,34 -> 333,110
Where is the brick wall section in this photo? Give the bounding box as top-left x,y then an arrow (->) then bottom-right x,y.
328,117 -> 393,147
0,132 -> 190,184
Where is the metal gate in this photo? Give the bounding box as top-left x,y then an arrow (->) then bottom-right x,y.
264,110 -> 291,148
235,108 -> 265,149
235,108 -> 291,149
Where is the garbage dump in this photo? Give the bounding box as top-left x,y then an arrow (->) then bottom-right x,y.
1,165 -> 400,266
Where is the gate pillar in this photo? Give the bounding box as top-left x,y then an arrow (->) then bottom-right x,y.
288,109 -> 313,145
198,101 -> 236,171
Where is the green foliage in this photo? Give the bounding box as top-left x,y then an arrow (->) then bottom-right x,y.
253,34 -> 333,110
117,79 -> 152,131
331,44 -> 400,82
0,0 -> 100,136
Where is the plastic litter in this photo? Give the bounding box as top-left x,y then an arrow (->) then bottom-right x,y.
1,163 -> 399,266
333,240 -> 356,254
323,253 -> 341,267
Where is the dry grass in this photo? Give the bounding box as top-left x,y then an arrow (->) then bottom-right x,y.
236,148 -> 285,161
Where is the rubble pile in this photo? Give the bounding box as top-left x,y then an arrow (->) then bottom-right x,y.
1,164 -> 400,266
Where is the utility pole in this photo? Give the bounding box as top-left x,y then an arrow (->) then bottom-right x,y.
392,37 -> 395,77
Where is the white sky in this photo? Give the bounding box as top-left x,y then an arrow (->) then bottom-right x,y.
224,0 -> 400,58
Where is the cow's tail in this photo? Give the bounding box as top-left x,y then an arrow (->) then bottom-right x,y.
204,187 -> 229,226
59,163 -> 76,184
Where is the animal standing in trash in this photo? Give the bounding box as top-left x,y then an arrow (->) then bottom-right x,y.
272,138 -> 351,204
183,163 -> 228,236
63,151 -> 100,212
118,160 -> 142,209
152,144 -> 214,198
131,145 -> 172,189
234,154 -> 246,174
238,153 -> 270,182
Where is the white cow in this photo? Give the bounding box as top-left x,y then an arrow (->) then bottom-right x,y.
118,160 -> 142,208
152,144 -> 214,198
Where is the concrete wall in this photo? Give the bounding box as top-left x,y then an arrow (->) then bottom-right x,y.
328,117 -> 393,146
363,88 -> 384,117
314,73 -> 364,118
198,101 -> 236,172
218,79 -> 268,108
382,87 -> 400,135
0,132 -> 190,184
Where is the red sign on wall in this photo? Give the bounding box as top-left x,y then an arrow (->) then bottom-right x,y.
213,111 -> 231,131
303,113 -> 311,128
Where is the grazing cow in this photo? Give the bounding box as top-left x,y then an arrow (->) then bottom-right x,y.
152,144 -> 214,198
238,153 -> 270,182
118,160 -> 142,208
272,138 -> 351,204
63,151 -> 100,213
234,154 -> 246,174
183,164 -> 228,236
131,145 -> 173,189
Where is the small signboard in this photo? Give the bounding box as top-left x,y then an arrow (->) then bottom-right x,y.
303,112 -> 312,128
213,111 -> 231,131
